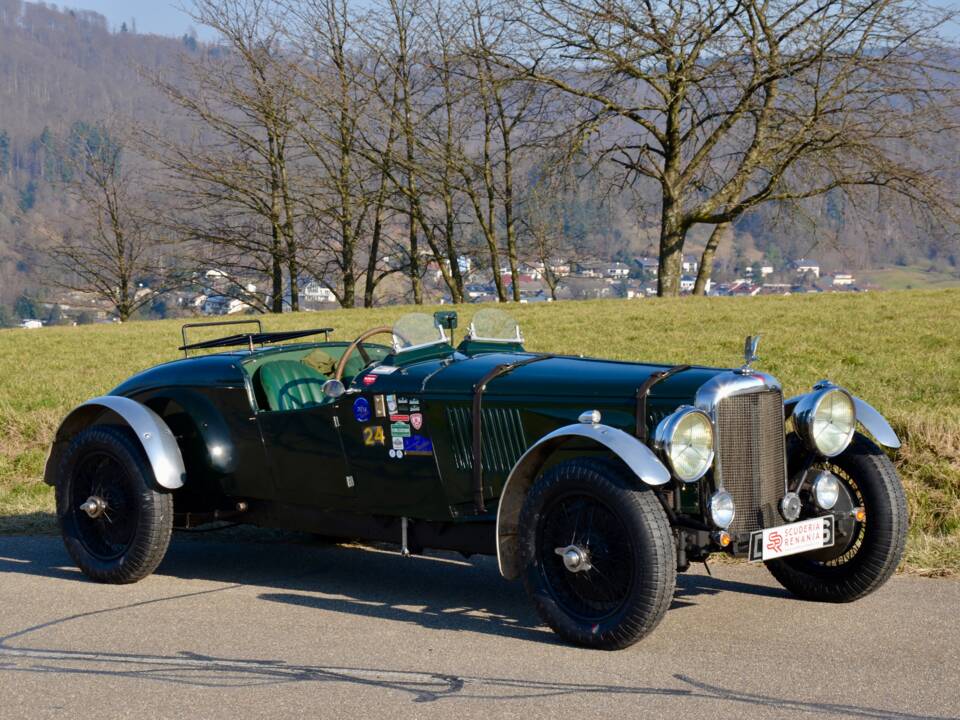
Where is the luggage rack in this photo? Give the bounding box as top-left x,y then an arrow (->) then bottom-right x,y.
180,319 -> 333,357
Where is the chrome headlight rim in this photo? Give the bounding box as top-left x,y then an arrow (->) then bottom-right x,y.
794,385 -> 856,458
708,490 -> 736,529
652,406 -> 715,483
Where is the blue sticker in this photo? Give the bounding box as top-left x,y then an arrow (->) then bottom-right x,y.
403,434 -> 433,455
353,397 -> 371,422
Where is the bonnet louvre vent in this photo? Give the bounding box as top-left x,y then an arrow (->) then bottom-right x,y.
446,406 -> 527,473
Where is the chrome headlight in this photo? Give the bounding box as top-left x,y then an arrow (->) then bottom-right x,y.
708,490 -> 735,529
812,471 -> 841,510
794,385 -> 856,457
653,407 -> 715,482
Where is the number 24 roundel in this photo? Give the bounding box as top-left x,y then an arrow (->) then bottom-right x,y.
363,426 -> 386,447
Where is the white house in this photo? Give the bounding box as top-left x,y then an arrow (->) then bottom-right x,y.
760,265 -> 775,277
832,273 -> 855,286
203,296 -> 248,315
302,282 -> 337,303
19,319 -> 43,329
604,262 -> 631,279
682,255 -> 699,274
794,258 -> 821,278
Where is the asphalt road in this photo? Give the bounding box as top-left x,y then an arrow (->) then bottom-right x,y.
0,533 -> 957,720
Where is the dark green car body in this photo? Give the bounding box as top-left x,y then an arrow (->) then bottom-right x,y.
45,312 -> 902,580
109,343 -> 717,522
44,312 -> 910,648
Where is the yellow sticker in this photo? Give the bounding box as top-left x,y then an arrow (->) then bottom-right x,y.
362,426 -> 386,447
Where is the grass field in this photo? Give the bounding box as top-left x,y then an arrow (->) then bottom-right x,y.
2,289 -> 958,575
859,265 -> 960,291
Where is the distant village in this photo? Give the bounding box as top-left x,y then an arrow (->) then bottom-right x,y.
14,254 -> 865,328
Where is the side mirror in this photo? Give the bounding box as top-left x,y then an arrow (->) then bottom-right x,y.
322,379 -> 345,399
434,310 -> 458,331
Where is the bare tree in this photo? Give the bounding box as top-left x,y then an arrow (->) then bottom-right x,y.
147,0 -> 301,312
287,0 -> 390,308
45,124 -> 172,321
505,0 -> 960,295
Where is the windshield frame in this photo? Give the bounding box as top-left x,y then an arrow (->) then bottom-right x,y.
466,309 -> 524,344
391,312 -> 451,355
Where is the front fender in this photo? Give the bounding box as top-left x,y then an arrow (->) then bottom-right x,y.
45,396 -> 186,490
785,389 -> 901,450
495,423 -> 671,580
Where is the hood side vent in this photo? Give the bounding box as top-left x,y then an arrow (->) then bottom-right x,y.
447,406 -> 527,473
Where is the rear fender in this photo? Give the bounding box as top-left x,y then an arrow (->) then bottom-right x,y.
495,423 -> 670,580
45,396 -> 186,490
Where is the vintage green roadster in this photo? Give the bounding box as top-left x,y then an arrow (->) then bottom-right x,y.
46,309 -> 907,649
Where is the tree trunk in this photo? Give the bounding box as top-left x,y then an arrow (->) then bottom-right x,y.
364,211 -> 383,308
503,142 -> 520,302
694,223 -> 725,295
271,247 -> 283,313
657,203 -> 685,297
408,197 -> 422,304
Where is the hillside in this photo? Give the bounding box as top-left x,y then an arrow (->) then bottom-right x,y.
0,1 -> 958,318
1,290 -> 958,573
0,1 -> 197,310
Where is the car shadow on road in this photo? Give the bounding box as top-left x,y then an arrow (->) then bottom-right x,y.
1,532 -> 791,645
0,536 -> 952,719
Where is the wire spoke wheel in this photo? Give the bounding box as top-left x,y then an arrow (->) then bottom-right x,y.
766,433 -> 907,603
537,493 -> 635,621
56,425 -> 173,584
814,463 -> 866,567
519,458 -> 675,649
70,451 -> 139,560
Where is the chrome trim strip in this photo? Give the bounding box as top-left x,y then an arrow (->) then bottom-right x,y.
45,396 -> 186,490
495,422 -> 671,579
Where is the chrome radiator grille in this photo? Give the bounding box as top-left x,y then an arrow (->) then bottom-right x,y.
716,389 -> 787,534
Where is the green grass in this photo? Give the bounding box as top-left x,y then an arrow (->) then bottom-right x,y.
859,266 -> 960,291
2,289 -> 959,575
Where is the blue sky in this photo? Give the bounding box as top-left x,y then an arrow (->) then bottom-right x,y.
64,0 -> 960,42
64,1 -> 217,39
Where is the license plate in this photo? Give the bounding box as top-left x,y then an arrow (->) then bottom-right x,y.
748,515 -> 835,562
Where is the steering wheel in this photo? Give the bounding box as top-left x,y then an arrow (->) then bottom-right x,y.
334,326 -> 394,382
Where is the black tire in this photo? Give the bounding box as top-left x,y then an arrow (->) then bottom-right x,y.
766,433 -> 907,602
55,425 -> 174,584
518,458 -> 676,650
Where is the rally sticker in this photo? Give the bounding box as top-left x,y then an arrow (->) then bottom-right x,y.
362,375 -> 377,386
362,426 -> 385,446
392,436 -> 404,450
373,395 -> 386,417
386,395 -> 398,414
410,413 -> 423,430
353,397 -> 371,422
391,422 -> 411,439
403,435 -> 433,456
390,414 -> 410,423
371,365 -> 398,375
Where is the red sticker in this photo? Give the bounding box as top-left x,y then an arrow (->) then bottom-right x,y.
411,413 -> 423,430
390,414 -> 410,422
362,375 -> 377,386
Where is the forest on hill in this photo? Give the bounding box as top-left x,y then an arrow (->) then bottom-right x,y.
0,0 -> 958,321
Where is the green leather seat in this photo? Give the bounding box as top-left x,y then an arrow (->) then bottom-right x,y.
256,360 -> 329,411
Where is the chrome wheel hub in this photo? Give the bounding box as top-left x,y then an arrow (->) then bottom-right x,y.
554,544 -> 592,573
80,496 -> 108,519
